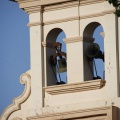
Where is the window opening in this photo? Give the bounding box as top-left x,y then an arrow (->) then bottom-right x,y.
86,42 -> 104,79
56,32 -> 67,84
49,42 -> 67,85
46,29 -> 66,86
83,23 -> 105,80
93,25 -> 104,79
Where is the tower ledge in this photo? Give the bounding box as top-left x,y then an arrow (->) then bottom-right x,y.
13,0 -> 105,9
44,79 -> 105,95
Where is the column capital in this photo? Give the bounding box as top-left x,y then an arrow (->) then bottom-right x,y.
63,36 -> 94,44
100,32 -> 105,38
42,41 -> 54,48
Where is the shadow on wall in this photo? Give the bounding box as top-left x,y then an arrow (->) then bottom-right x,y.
46,28 -> 67,86
83,23 -> 104,80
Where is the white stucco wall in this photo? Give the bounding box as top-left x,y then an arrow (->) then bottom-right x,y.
1,0 -> 120,120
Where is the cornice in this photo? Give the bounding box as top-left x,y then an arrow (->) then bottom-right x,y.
27,9 -> 115,27
24,1 -> 79,13
80,0 -> 105,6
16,0 -> 75,8
1,72 -> 31,120
63,36 -> 94,44
27,106 -> 117,120
15,0 -> 105,7
44,0 -> 104,12
15,0 -> 105,13
24,5 -> 43,14
43,79 -> 105,95
44,1 -> 79,12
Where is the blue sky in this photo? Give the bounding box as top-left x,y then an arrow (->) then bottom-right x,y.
0,0 -> 104,115
0,0 -> 30,114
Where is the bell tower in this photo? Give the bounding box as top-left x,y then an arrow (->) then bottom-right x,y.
1,0 -> 120,120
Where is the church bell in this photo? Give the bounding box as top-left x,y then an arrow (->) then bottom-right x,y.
58,58 -> 67,73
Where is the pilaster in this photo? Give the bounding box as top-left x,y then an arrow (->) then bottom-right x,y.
63,36 -> 94,83
29,6 -> 44,113
103,13 -> 119,98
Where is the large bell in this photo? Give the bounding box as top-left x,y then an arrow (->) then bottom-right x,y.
86,43 -> 104,61
58,58 -> 67,73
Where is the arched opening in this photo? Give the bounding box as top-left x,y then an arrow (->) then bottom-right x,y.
83,22 -> 104,80
93,25 -> 104,79
45,28 -> 66,86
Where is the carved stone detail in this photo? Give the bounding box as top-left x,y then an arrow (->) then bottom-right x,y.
63,36 -> 94,44
1,72 -> 31,120
12,117 -> 22,120
44,79 -> 106,95
27,106 -> 117,120
42,41 -> 54,48
100,32 -> 105,38
27,9 -> 114,27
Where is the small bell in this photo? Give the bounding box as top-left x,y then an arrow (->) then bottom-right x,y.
58,58 -> 67,73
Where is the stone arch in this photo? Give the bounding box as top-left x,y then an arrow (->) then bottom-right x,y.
44,28 -> 66,86
83,22 -> 101,38
46,28 -> 63,42
83,22 -> 105,80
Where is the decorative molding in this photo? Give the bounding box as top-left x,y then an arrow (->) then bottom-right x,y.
27,106 -> 117,120
12,117 -> 22,120
63,37 -> 83,44
44,9 -> 114,25
44,9 -> 115,25
44,0 -> 105,12
63,36 -> 94,44
63,37 -> 82,44
44,16 -> 79,25
16,0 -> 77,9
80,0 -> 105,6
1,72 -> 31,120
15,0 -> 105,10
27,9 -> 115,27
43,79 -> 105,95
44,1 -> 79,12
42,41 -> 54,48
80,9 -> 115,20
15,0 -> 105,4
24,5 -> 43,14
28,16 -> 79,27
100,32 -> 105,38
15,0 -> 105,14
27,21 -> 42,27
24,1 -> 79,13
41,39 -> 93,47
